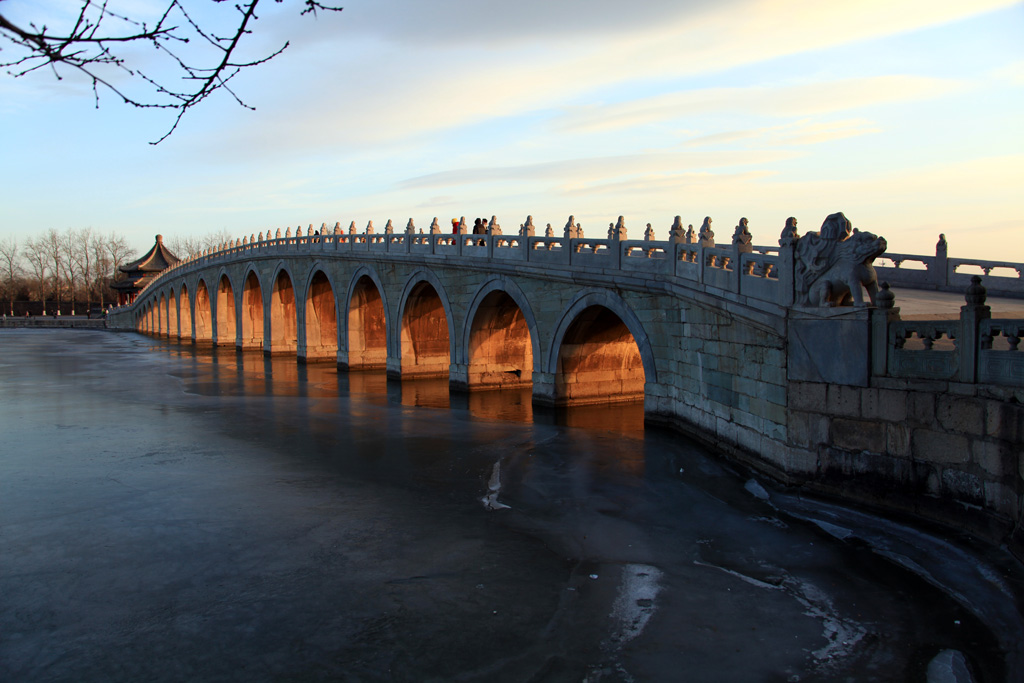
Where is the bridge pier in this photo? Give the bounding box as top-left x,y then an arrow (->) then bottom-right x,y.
530,371 -> 557,407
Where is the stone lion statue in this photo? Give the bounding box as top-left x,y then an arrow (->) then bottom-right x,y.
795,212 -> 887,307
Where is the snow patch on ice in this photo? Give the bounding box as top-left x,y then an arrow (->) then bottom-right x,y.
481,461 -> 510,510
745,478 -> 770,501
607,564 -> 663,648
693,560 -> 866,671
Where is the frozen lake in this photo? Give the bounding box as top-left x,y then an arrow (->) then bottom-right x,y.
1,330 -> 1020,681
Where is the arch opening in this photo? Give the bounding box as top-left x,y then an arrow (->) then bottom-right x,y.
216,275 -> 237,346
400,281 -> 449,378
167,289 -> 179,338
304,271 -> 338,362
269,270 -> 297,355
179,284 -> 193,341
241,272 -> 264,350
467,290 -> 532,390
194,280 -> 212,343
348,275 -> 387,369
555,305 -> 645,405
157,294 -> 166,335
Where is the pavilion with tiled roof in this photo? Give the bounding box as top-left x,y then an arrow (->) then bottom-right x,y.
113,235 -> 180,306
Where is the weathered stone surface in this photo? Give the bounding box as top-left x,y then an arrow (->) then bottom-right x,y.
886,423 -> 911,457
788,410 -> 829,448
827,384 -> 861,418
941,469 -> 982,501
987,400 -> 1023,443
936,395 -> 985,434
877,388 -> 908,423
788,316 -> 869,386
908,392 -> 936,425
789,382 -> 825,412
972,440 -> 1010,477
912,429 -> 969,464
832,418 -> 886,454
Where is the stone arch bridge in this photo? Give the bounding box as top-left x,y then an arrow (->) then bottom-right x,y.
108,224 -> 1024,557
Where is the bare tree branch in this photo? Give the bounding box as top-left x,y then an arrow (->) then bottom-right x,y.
0,1 -> 343,144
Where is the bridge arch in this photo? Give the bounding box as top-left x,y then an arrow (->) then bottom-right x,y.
462,277 -> 539,390
178,282 -> 193,341
240,267 -> 264,350
268,263 -> 298,356
396,269 -> 455,378
157,294 -> 167,335
215,272 -> 237,346
167,287 -> 178,338
345,265 -> 390,370
302,264 -> 340,362
194,278 -> 213,343
548,289 -> 657,405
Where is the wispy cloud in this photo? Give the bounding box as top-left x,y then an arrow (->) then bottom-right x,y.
397,149 -> 798,190
557,77 -> 959,134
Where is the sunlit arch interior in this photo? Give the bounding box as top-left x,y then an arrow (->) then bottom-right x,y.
467,290 -> 532,390
555,305 -> 645,405
348,275 -> 387,370
167,288 -> 178,338
304,270 -> 338,362
269,269 -> 297,355
194,280 -> 212,343
216,274 -> 237,346
179,283 -> 192,341
400,281 -> 449,378
241,271 -> 264,350
157,294 -> 166,335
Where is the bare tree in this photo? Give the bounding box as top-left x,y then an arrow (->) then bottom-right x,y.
41,228 -> 66,313
58,229 -> 83,314
0,1 -> 343,143
103,232 -> 135,286
74,227 -> 94,306
0,236 -> 22,316
23,237 -> 49,315
166,228 -> 231,260
89,232 -> 112,308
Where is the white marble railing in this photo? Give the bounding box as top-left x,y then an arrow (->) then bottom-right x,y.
126,231 -> 789,308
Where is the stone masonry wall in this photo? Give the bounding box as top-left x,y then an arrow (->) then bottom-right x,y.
787,378 -> 1024,549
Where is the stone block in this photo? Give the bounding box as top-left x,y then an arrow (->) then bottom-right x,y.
912,429 -> 968,464
877,388 -> 908,423
789,382 -> 826,413
908,392 -> 935,426
788,410 -> 829,448
831,418 -> 886,454
947,382 -> 978,396
936,395 -> 984,435
860,388 -> 880,420
886,423 -> 910,457
759,363 -> 786,386
941,468 -> 982,502
986,400 -> 1023,443
788,316 -> 869,386
762,401 -> 788,426
765,420 -> 786,442
786,448 -> 819,474
972,440 -> 1010,477
984,482 -> 1019,518
827,384 -> 861,418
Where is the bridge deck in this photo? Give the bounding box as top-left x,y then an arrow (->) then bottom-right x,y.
891,288 -> 1024,319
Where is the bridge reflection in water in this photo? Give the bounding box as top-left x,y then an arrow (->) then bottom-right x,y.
156,340 -> 646,433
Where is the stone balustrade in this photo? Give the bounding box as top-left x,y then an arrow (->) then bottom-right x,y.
122,218 -> 1023,391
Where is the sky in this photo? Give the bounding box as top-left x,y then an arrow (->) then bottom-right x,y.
1,0 -> 1023,262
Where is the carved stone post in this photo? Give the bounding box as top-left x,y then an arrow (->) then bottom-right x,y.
958,276 -> 990,383
934,233 -> 948,289
871,282 -> 900,376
